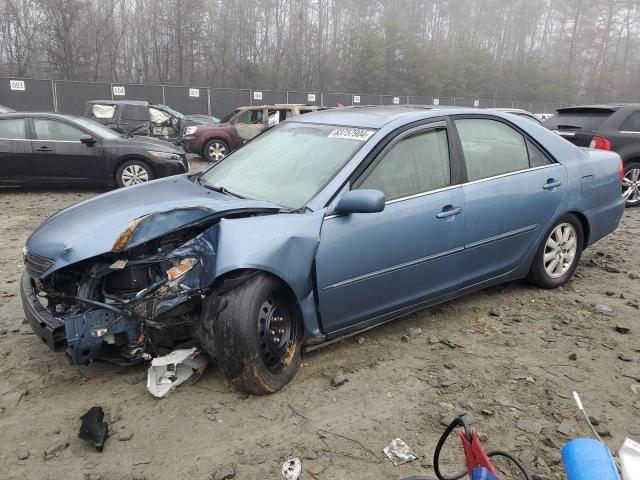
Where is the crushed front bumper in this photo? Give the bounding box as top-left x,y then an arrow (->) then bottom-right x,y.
21,272 -> 141,365
21,272 -> 67,351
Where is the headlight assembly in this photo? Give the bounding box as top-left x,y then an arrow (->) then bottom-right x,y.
166,258 -> 198,282
147,150 -> 181,160
183,126 -> 198,136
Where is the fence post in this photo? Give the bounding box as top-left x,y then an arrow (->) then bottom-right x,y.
162,85 -> 166,105
51,80 -> 58,112
207,88 -> 212,115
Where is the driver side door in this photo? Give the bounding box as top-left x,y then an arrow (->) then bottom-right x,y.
315,122 -> 466,334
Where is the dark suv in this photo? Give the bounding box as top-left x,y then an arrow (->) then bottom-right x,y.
543,104 -> 640,206
85,100 -> 219,141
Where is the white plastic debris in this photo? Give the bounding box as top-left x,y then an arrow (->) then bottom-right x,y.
383,438 -> 417,466
146,347 -> 209,398
281,458 -> 301,480
620,437 -> 640,480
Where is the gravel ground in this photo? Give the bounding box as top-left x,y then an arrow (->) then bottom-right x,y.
0,159 -> 638,480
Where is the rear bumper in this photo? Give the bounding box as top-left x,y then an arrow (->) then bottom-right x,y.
584,194 -> 625,247
20,273 -> 67,351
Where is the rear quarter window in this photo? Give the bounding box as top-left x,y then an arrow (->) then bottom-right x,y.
621,112 -> 640,132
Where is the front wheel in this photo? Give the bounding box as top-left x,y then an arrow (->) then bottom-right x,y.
528,214 -> 583,289
622,161 -> 640,207
202,139 -> 229,162
199,273 -> 302,395
116,160 -> 153,187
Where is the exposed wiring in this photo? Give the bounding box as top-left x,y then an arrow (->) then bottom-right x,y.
431,414 -> 532,480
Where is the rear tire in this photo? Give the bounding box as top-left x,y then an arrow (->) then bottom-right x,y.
622,161 -> 640,207
116,160 -> 153,188
528,214 -> 583,289
199,273 -> 302,395
202,139 -> 229,162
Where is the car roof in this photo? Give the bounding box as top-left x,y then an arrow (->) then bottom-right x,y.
0,112 -> 86,121
236,104 -> 320,111
292,105 -> 463,128
86,100 -> 149,106
490,108 -> 533,114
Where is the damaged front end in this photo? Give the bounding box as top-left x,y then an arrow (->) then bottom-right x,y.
21,205 -> 274,366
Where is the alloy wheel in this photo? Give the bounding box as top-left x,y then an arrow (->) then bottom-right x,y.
543,222 -> 578,279
208,142 -> 227,161
121,164 -> 149,185
622,168 -> 640,205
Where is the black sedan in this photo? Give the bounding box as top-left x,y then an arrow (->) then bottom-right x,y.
0,112 -> 188,187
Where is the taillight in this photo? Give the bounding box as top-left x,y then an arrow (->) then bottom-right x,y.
589,135 -> 612,150
619,159 -> 624,183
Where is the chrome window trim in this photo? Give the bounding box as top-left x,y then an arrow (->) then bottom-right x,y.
32,139 -> 82,143
324,163 -> 558,218
619,131 -> 640,134
0,137 -> 30,141
463,163 -> 558,187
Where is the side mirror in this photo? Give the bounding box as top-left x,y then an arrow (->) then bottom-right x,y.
80,135 -> 96,146
334,189 -> 385,214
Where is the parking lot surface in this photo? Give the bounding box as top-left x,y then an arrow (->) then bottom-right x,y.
0,159 -> 639,479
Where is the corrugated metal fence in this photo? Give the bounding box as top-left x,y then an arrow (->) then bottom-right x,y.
0,77 -> 569,117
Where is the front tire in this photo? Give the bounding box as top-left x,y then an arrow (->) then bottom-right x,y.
202,139 -> 229,162
528,214 -> 583,289
622,161 -> 640,207
199,273 -> 302,395
116,160 -> 153,187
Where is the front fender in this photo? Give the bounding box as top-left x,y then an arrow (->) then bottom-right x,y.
174,211 -> 326,339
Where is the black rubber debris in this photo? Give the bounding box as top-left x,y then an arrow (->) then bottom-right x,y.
78,406 -> 109,452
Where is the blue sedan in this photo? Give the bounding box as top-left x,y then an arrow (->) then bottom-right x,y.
21,106 -> 624,394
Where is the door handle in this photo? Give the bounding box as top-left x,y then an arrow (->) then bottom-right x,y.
35,146 -> 52,152
543,179 -> 562,190
436,206 -> 463,219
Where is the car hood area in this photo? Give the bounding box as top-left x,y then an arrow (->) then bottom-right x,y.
26,174 -> 282,274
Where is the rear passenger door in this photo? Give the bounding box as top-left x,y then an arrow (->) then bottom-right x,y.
0,117 -> 32,181
454,116 -> 567,285
30,118 -> 104,181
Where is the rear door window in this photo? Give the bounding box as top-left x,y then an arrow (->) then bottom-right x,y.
0,118 -> 27,139
33,119 -> 85,141
455,118 -> 529,181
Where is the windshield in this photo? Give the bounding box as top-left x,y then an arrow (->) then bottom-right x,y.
219,109 -> 239,124
73,117 -> 124,139
201,122 -> 375,208
162,105 -> 184,119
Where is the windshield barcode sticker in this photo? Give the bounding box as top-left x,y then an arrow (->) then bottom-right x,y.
328,128 -> 374,141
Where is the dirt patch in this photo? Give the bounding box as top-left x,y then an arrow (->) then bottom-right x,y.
0,160 -> 639,479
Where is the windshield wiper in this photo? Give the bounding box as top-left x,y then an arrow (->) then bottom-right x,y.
198,177 -> 246,199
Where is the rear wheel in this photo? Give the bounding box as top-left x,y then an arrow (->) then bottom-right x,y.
528,214 -> 583,289
203,139 -> 229,162
199,273 -> 302,395
116,160 -> 153,187
622,161 -> 640,207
